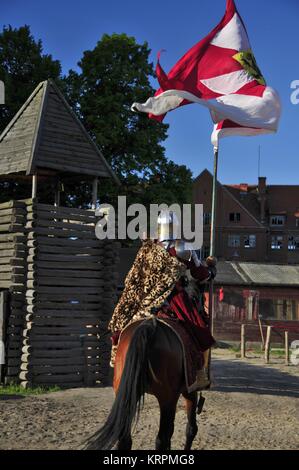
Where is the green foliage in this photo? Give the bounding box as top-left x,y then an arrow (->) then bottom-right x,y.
0,28 -> 193,208
63,33 -> 193,207
0,25 -> 62,131
0,384 -> 61,396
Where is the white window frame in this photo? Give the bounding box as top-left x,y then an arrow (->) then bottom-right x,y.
228,234 -> 240,248
244,234 -> 256,249
270,215 -> 285,226
288,236 -> 299,251
271,235 -> 283,250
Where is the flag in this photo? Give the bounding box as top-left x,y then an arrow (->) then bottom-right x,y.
131,0 -> 281,147
211,119 -> 273,147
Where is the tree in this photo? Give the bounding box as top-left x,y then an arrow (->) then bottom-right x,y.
0,25 -> 62,131
63,33 -> 193,207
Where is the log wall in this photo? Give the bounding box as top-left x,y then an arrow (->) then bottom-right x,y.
0,199 -> 119,387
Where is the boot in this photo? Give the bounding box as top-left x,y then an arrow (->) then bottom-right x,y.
195,367 -> 210,390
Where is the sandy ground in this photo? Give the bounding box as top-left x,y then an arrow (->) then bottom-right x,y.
0,350 -> 298,450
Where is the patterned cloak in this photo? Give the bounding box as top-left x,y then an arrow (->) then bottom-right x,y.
109,239 -> 186,333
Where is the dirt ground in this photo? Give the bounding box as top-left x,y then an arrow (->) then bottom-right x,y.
0,349 -> 298,450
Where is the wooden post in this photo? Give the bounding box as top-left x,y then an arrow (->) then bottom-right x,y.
0,291 -> 8,384
258,315 -> 265,350
32,174 -> 37,199
241,324 -> 246,359
285,331 -> 289,366
92,177 -> 98,210
54,180 -> 61,207
264,326 -> 272,364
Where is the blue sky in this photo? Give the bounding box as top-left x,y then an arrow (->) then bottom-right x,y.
2,0 -> 299,185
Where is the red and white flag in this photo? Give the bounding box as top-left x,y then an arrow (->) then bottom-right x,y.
132,0 -> 281,148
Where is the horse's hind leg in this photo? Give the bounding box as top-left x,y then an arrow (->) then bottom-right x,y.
117,434 -> 132,450
182,391 -> 198,450
155,398 -> 178,451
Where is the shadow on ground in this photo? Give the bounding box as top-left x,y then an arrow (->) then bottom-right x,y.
0,395 -> 25,401
211,359 -> 299,398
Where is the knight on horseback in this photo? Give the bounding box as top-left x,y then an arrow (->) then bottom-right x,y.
85,210 -> 217,450
109,209 -> 216,390
154,210 -> 216,390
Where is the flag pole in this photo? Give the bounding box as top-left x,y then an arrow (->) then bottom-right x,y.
209,145 -> 219,334
207,145 -> 219,383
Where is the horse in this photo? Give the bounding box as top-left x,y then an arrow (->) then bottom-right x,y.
84,317 -> 205,450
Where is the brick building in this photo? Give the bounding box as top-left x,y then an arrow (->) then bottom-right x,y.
193,169 -> 299,264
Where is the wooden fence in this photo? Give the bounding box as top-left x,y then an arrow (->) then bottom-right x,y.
0,199 -> 119,388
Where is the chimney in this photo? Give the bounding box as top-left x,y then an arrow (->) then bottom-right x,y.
258,177 -> 267,223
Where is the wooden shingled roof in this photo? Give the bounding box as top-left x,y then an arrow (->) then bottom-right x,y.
0,79 -> 118,182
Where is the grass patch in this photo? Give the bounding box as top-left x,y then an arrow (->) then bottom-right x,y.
0,384 -> 61,396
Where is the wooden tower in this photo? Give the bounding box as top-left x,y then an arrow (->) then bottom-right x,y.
0,80 -> 120,388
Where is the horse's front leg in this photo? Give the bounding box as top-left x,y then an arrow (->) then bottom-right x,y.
182,391 -> 198,450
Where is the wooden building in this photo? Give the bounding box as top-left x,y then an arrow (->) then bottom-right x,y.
0,80 -> 120,388
213,261 -> 299,344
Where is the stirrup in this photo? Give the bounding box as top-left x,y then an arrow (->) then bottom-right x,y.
196,368 -> 211,391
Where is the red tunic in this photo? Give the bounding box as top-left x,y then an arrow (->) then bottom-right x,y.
160,246 -> 215,352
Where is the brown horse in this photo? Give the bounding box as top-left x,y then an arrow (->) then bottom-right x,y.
84,317 -> 204,450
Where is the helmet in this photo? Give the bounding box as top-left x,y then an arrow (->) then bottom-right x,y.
157,210 -> 180,242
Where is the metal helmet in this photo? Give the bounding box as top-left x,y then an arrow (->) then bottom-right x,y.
157,210 -> 180,242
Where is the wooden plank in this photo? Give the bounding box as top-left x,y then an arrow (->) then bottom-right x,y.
0,256 -> 27,270
26,291 -> 104,300
26,219 -> 95,232
19,372 -> 84,383
0,208 -> 27,217
0,241 -> 26,250
35,203 -> 95,217
26,302 -> 101,312
0,201 -> 26,210
28,245 -> 103,255
29,210 -> 97,224
24,316 -> 102,325
28,261 -> 103,270
23,326 -> 101,335
27,227 -> 97,238
27,237 -> 102,248
0,215 -> 25,225
21,364 -> 101,374
20,357 -> 92,366
27,277 -> 104,288
27,269 -> 104,279
0,249 -> 26,258
0,234 -> 26,243
22,339 -> 99,349
285,331 -> 289,366
264,326 -> 272,364
21,350 -> 100,360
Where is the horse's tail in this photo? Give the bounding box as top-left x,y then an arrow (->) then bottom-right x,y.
84,318 -> 157,450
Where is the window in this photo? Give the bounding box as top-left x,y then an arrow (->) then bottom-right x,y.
271,235 -> 283,250
228,234 -> 240,247
244,235 -> 256,249
259,299 -> 298,321
229,213 -> 241,222
203,213 -> 211,226
288,236 -> 299,251
270,215 -> 285,226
